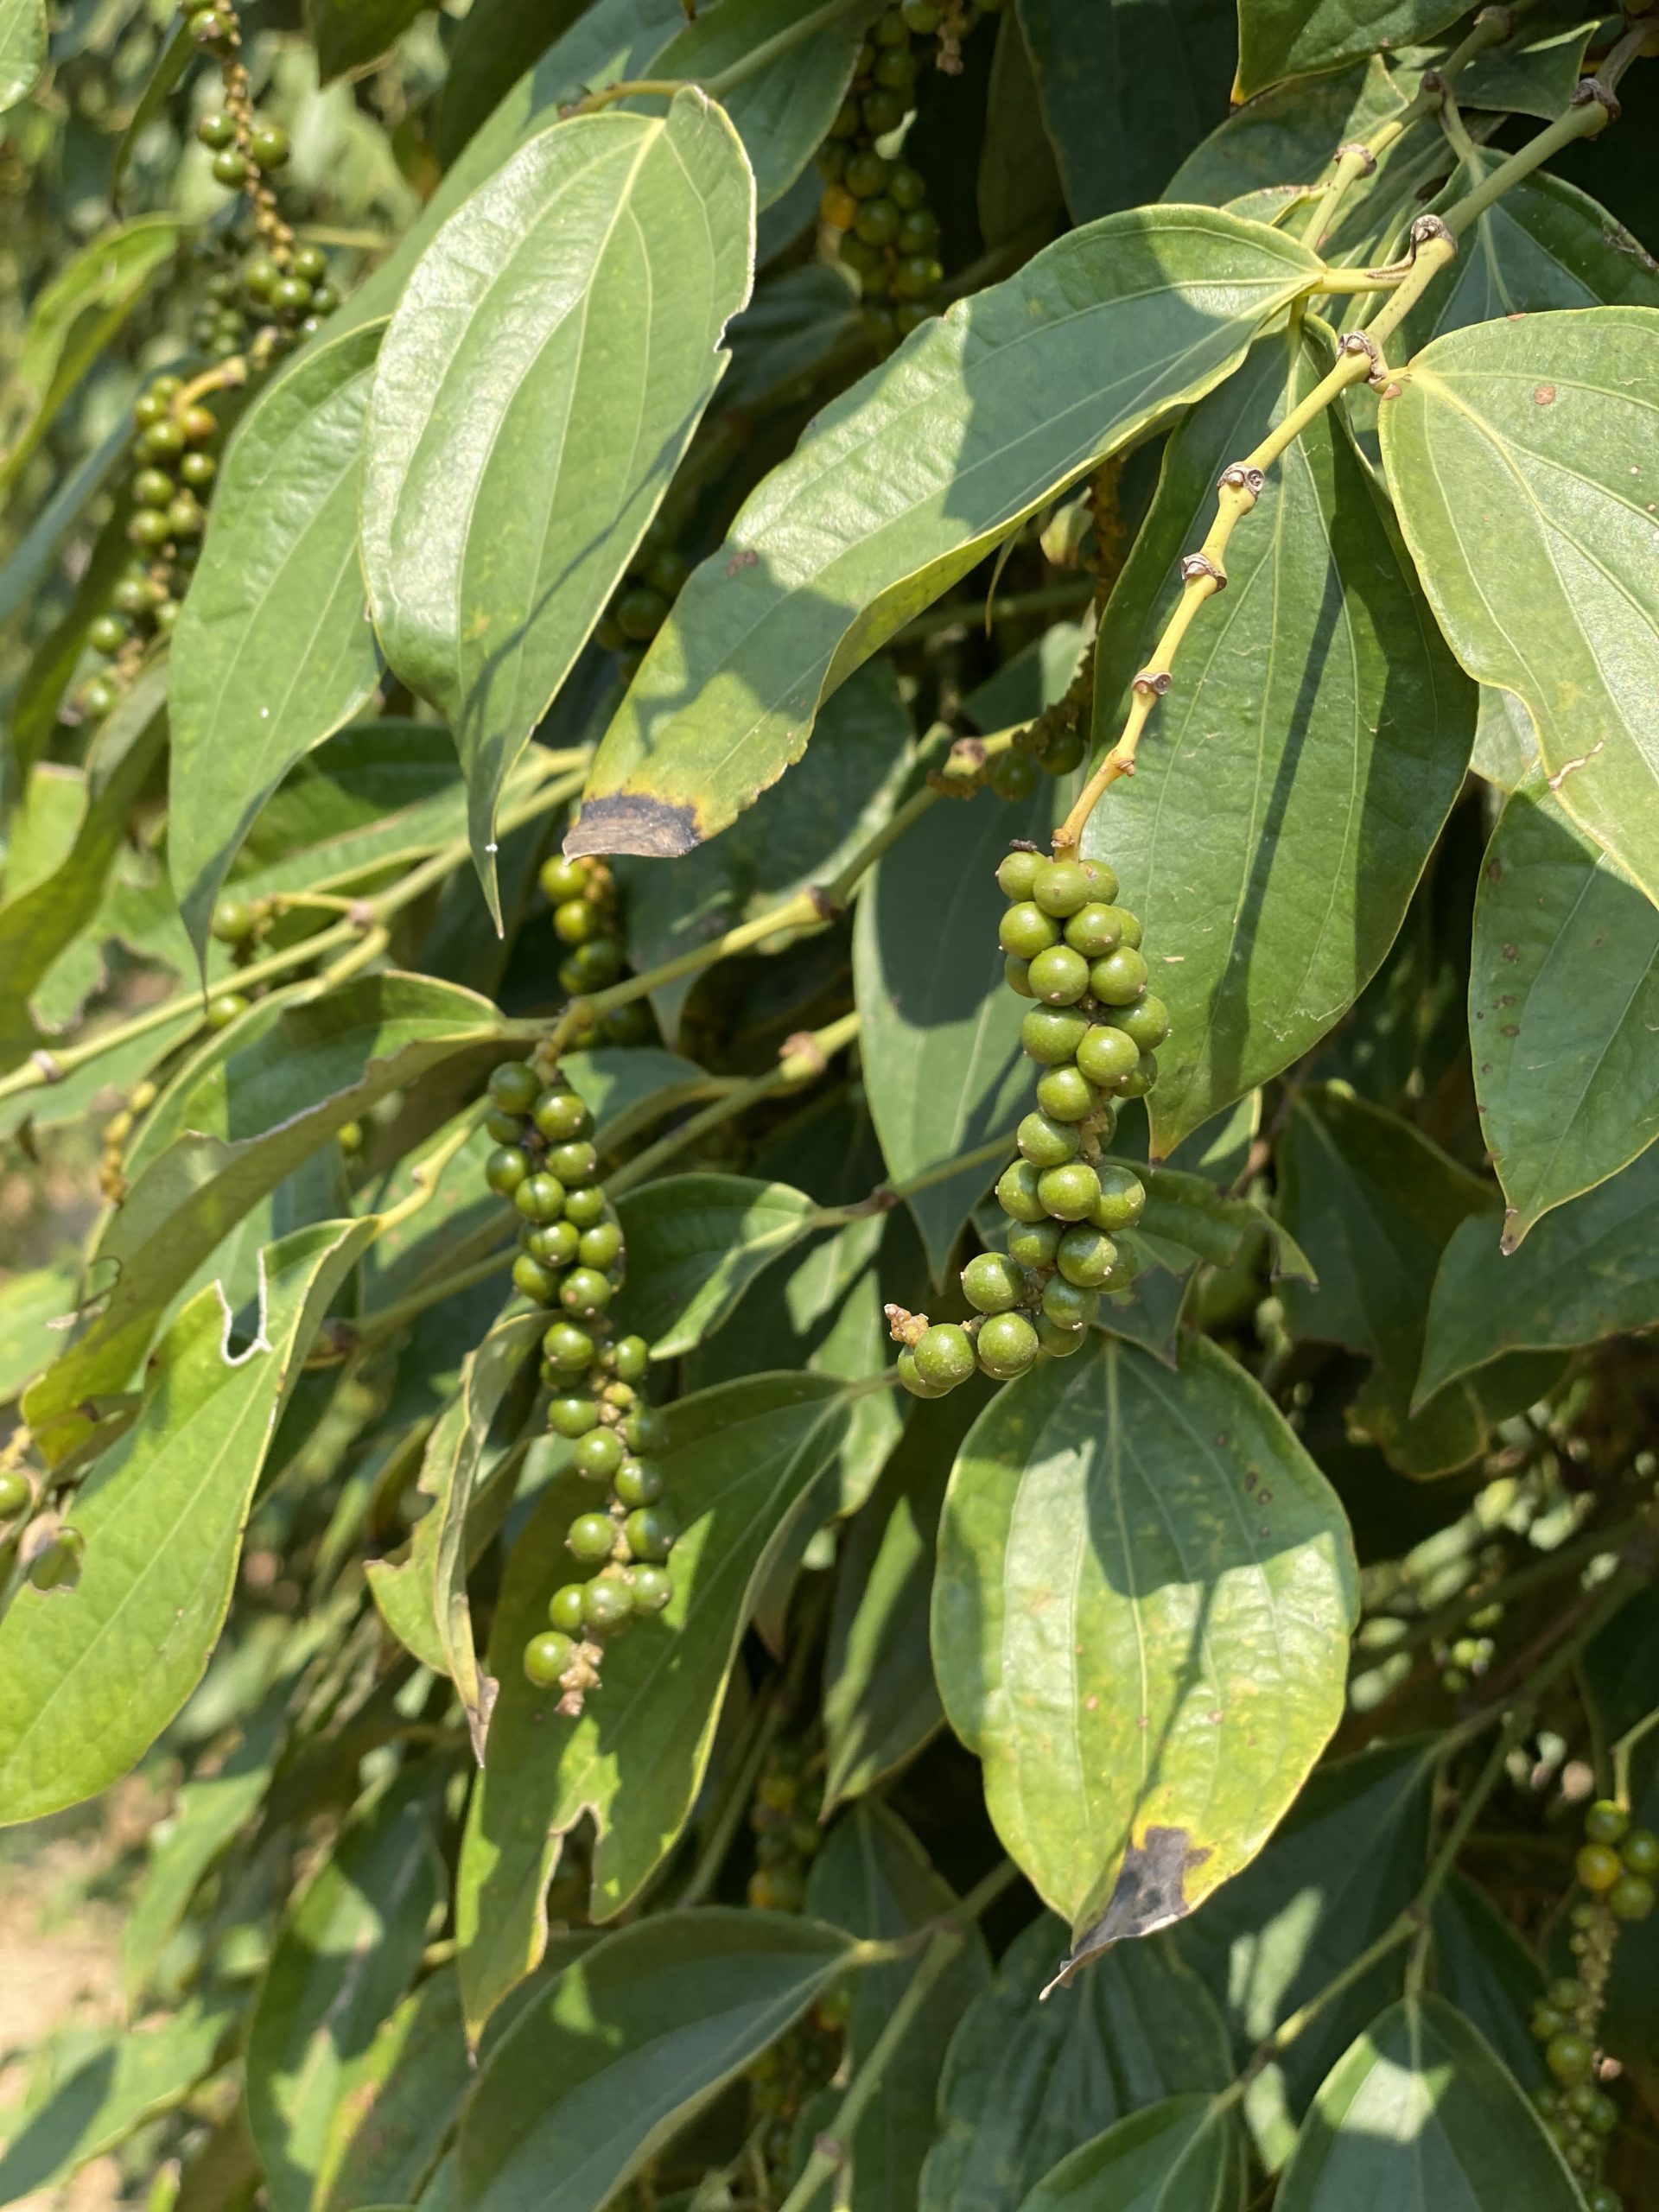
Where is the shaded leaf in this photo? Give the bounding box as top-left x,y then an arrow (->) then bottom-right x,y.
1014,2096 -> 1246,2212
1471,683 -> 1540,791
168,323 -> 388,957
1014,0 -> 1236,221
246,1776 -> 444,2212
569,207 -> 1321,859
804,1804 -> 990,2212
1379,305 -> 1659,905
23,974 -> 501,1463
308,0 -> 426,79
435,0 -> 592,167
0,1255 -> 75,1402
977,10 -> 1065,249
1429,1876 -> 1548,2094
456,1376 -> 855,2031
0,2001 -> 234,2204
1275,1995 -> 1581,2211
315,1970 -> 472,2212
1417,1145 -> 1659,1398
856,770 -> 1058,1283
361,90 -> 753,914
365,1311 -> 544,1754
1471,769 -> 1659,1240
456,1909 -> 855,2212
1175,1737 -> 1437,2171
613,1173 -> 821,1357
1139,1168 -> 1313,1281
1234,0 -> 1465,101
1084,327 -> 1474,1152
920,1912 -> 1232,2212
0,1218 -> 374,1827
111,21 -> 194,207
932,1332 -> 1357,1961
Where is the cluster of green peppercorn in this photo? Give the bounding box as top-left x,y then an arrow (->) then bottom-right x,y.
893,847 -> 1166,1395
815,1 -> 999,345
1528,1795 -> 1654,2208
480,1056 -> 677,1709
537,849 -> 652,1041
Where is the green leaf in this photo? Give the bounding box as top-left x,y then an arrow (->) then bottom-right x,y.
1139,1168 -> 1313,1281
435,0 -> 591,166
0,2001 -> 235,2204
805,1805 -> 990,2212
977,10 -> 1065,248
1471,769 -> 1659,1241
0,0 -> 43,112
315,1970 -> 472,2212
1175,1738 -> 1437,2171
246,1777 -> 444,2212
0,1217 -> 373,1827
111,20 -> 194,208
1379,305 -> 1659,905
646,0 -> 875,210
1234,0 -> 1465,100
168,324 -> 388,957
823,1388 -> 984,1809
620,658 -> 914,1040
360,89 -> 753,915
1429,1876 -> 1548,2094
855,772 -> 1058,1282
1275,1995 -> 1582,2211
23,975 -> 501,1462
123,1688 -> 287,2003
1409,17 -> 1599,119
932,1332 -> 1357,1963
565,1045 -> 721,1147
1014,2097 -> 1247,2212
456,1375 -> 855,2031
1014,0 -> 1236,220
0,666 -> 168,1070
920,1913 -> 1233,2212
1471,683 -> 1540,791
365,1310 -> 544,1755
613,1173 -> 821,1357
569,206 -> 1321,859
0,1255 -> 75,1402
1084,326 -> 1475,1153
308,0 -> 427,79
1416,1145 -> 1659,1399
0,216 -> 180,490
456,1908 -> 855,2212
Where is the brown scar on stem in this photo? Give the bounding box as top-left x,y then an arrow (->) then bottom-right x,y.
1041,1826 -> 1213,1995
563,791 -> 704,860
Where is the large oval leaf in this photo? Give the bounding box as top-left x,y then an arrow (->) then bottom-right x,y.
1276,1995 -> 1582,2211
168,323 -> 388,955
0,1218 -> 372,1827
455,1375 -> 855,2033
247,1777 -> 444,2212
315,1971 -> 472,2212
568,205 -> 1321,859
1471,769 -> 1659,1242
456,1909 -> 855,2212
360,89 -> 753,914
1417,1143 -> 1659,1400
931,1332 -> 1357,1967
920,1911 -> 1232,2212
1084,326 -> 1474,1153
1015,2096 -> 1246,2212
613,1173 -> 821,1357
1379,306 -> 1659,905
1234,0 -> 1465,99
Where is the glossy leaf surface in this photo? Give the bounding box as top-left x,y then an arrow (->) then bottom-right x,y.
247,1778 -> 443,2212
932,1332 -> 1357,1961
0,1219 -> 372,1825
1471,769 -> 1659,1241
569,207 -> 1320,858
456,1376 -> 854,2031
457,1910 -> 854,2212
1015,2096 -> 1245,2212
361,92 -> 753,912
169,325 -> 387,954
1086,328 -> 1474,1152
1234,0 -> 1465,99
1276,1995 -> 1582,2211
1418,1144 -> 1659,1397
921,1913 -> 1232,2212
1380,306 -> 1659,904
613,1173 -> 821,1357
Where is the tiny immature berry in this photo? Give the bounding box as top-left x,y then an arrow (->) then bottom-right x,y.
624,1503 -> 678,1561
963,1252 -> 1025,1314
628,1563 -> 673,1612
207,992 -> 249,1028
549,1583 -> 587,1634
524,1630 -> 574,1688
1584,1799 -> 1629,1846
1620,1827 -> 1659,1876
573,1427 -> 623,1482
569,1511 -> 616,1564
1608,1872 -> 1654,1921
1576,1841 -> 1624,1892
992,751 -> 1037,801
614,1457 -> 664,1508
912,1322 -> 976,1390
1544,2030 -> 1594,2082
0,1468 -> 31,1518
582,1577 -> 633,1635
1035,1314 -> 1086,1357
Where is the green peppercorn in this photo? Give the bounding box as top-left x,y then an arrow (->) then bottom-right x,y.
1027,945 -> 1090,1006
207,992 -> 249,1029
999,901 -> 1061,960
614,1457 -> 664,1508
251,123 -> 290,169
976,1311 -> 1040,1380
861,87 -> 907,134
564,1183 -> 608,1229
613,1334 -> 650,1382
628,1563 -> 673,1613
991,752 -> 1038,801
1114,994 -> 1171,1051
554,897 -> 601,946
524,1630 -> 575,1687
1584,1799 -> 1630,1846
560,1265 -> 613,1319
574,1427 -> 624,1483
1007,1218 -> 1063,1268
543,1320 -> 596,1374
1545,2030 -> 1594,2082
1609,1872 -> 1654,1921
1038,1160 -> 1101,1221
512,1255 -> 560,1304
1043,728 -> 1086,775
548,1583 -> 587,1634
1021,1006 -> 1090,1066
211,147 -> 250,188
625,1503 -> 677,1562
844,149 -> 890,198
569,1511 -> 617,1565
1016,1110 -> 1081,1170
912,1323 -> 976,1391
1034,1065 -> 1097,1123
1004,956 -> 1034,998
854,196 -> 900,246
1090,947 -> 1150,1005
0,1468 -> 32,1518
616,585 -> 671,642
292,242 -> 328,283
583,1577 -> 633,1635
888,162 -> 926,210
963,1252 -> 1025,1314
